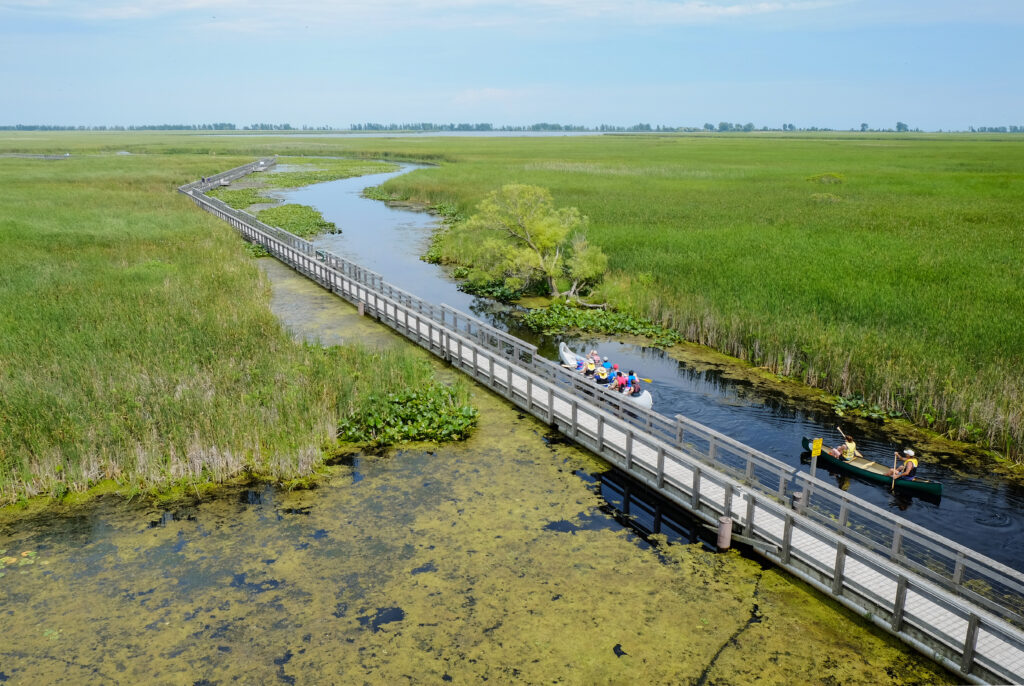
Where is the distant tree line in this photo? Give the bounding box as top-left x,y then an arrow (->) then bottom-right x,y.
2,121 -> 1022,133
0,123 -> 237,131
969,125 -> 1024,133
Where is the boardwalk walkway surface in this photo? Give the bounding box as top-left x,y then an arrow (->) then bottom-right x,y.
181,160 -> 1024,685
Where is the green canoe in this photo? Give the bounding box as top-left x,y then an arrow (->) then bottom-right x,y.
801,437 -> 943,497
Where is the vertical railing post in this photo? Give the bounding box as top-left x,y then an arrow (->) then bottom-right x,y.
656,447 -> 665,488
961,614 -> 980,674
744,493 -> 756,536
891,524 -> 904,560
891,576 -> 908,632
781,515 -> 794,565
691,467 -> 701,510
953,552 -> 966,585
832,543 -> 847,595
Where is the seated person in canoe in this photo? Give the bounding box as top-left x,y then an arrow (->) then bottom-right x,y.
886,449 -> 919,480
612,371 -> 628,393
627,371 -> 643,397
829,434 -> 863,462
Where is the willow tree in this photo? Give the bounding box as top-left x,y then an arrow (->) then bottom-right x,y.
446,184 -> 608,299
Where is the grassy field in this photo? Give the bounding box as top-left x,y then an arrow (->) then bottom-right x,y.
3,131 -> 1022,461
0,145 -> 472,503
344,133 -> 1024,457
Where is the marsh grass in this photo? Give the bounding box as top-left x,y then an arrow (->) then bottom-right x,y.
4,132 -> 1022,460
258,157 -> 397,188
206,187 -> 268,209
256,204 -> 337,238
0,150 -> 471,503
362,134 -> 1024,459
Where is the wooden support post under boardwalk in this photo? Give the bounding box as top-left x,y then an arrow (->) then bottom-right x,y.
717,516 -> 732,551
358,302 -> 364,316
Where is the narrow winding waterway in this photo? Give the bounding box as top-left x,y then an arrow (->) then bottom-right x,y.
282,164 -> 1024,571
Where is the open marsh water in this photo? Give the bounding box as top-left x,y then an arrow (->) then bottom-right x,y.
283,164 -> 1024,571
0,263 -> 951,684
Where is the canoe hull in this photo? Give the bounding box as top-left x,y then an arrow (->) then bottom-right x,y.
558,342 -> 654,409
558,341 -> 579,368
802,437 -> 942,496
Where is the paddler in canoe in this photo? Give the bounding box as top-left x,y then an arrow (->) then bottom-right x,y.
886,448 -> 919,481
829,428 -> 864,462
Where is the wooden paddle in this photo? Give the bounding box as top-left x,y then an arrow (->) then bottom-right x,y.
890,450 -> 899,491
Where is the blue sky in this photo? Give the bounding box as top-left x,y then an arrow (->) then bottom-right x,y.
2,0 -> 1021,130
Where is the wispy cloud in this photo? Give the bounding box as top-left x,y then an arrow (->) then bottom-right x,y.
4,0 -> 1021,35
1,0 -> 844,29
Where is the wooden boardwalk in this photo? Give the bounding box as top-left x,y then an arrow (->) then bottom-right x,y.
181,160 -> 1024,685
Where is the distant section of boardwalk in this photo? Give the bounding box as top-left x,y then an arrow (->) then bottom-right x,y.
181,160 -> 1024,685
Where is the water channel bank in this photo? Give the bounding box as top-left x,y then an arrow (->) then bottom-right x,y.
0,261 -> 952,684
268,161 -> 1024,572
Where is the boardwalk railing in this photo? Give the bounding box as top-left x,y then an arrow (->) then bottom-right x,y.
180,161 -> 1024,685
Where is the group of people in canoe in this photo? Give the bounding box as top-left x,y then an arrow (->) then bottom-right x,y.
830,431 -> 919,481
572,350 -> 645,397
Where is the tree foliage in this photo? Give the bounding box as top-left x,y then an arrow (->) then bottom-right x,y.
439,184 -> 608,298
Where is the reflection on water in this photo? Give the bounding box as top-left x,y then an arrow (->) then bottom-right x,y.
281,165 -> 1024,571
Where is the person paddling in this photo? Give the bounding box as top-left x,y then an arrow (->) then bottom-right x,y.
830,432 -> 862,462
886,449 -> 919,480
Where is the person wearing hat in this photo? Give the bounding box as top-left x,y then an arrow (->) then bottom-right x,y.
887,449 -> 919,480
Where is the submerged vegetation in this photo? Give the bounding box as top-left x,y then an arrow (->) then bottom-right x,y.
0,150 -> 473,504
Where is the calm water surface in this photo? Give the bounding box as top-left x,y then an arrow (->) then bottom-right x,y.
282,165 -> 1024,571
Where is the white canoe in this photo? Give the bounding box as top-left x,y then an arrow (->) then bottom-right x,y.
557,342 -> 653,409
559,341 -> 582,368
